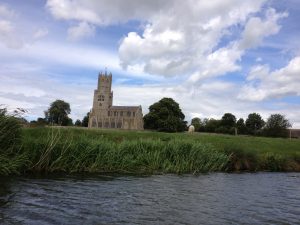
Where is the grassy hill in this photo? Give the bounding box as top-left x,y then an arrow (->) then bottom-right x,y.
1,127 -> 300,175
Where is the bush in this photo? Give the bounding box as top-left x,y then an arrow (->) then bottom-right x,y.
263,114 -> 291,137
260,153 -> 287,171
0,108 -> 22,153
223,146 -> 259,171
0,107 -> 28,175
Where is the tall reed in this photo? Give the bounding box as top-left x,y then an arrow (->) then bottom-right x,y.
0,107 -> 28,175
20,129 -> 229,174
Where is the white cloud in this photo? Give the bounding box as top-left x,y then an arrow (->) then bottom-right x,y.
0,4 -> 14,18
246,64 -> 270,81
46,0 -> 169,25
33,28 -> 49,39
46,0 -> 273,78
67,22 -> 95,41
0,40 -> 118,70
1,61 -> 299,127
1,0 -> 299,128
0,4 -> 23,49
45,0 -> 289,82
239,56 -> 300,101
118,1 -> 268,78
238,8 -> 288,49
0,19 -> 23,49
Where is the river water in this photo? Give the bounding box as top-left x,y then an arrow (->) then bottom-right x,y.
0,173 -> 299,225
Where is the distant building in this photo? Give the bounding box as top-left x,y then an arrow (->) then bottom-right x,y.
88,72 -> 144,130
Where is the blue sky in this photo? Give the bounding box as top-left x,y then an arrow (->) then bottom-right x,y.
0,0 -> 299,127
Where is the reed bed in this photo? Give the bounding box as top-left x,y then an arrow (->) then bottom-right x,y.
1,125 -> 300,175
21,129 -> 229,174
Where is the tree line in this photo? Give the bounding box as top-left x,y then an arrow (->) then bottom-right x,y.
29,99 -> 89,127
191,113 -> 291,138
29,98 -> 292,138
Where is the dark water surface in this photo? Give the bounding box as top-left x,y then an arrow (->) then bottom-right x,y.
0,173 -> 299,225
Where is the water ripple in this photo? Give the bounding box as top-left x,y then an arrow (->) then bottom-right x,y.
0,173 -> 299,225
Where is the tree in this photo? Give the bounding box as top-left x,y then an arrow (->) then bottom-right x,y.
143,98 -> 187,132
66,118 -> 73,126
191,117 -> 202,132
236,118 -> 247,134
245,113 -> 265,135
30,117 -> 47,127
82,112 -> 90,127
221,113 -> 236,128
75,119 -> 82,126
45,99 -> 71,125
263,114 -> 291,137
204,119 -> 221,133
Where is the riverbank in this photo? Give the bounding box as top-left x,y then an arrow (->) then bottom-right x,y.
1,127 -> 300,175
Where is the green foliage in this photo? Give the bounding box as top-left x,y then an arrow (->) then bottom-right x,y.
30,117 -> 47,127
19,128 -> 229,174
236,118 -> 247,134
220,113 -> 236,128
75,119 -> 82,126
1,127 -> 300,176
223,146 -> 259,171
246,113 -> 265,135
215,126 -> 233,134
81,112 -> 90,127
65,118 -> 73,126
204,119 -> 221,133
191,117 -> 202,131
260,153 -> 287,171
0,107 -> 22,154
263,114 -> 291,137
143,98 -> 187,132
0,107 -> 28,175
45,99 -> 71,125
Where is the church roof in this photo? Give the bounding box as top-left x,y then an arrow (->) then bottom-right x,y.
110,106 -> 141,111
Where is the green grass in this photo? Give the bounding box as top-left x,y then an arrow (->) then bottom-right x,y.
1,127 -> 300,175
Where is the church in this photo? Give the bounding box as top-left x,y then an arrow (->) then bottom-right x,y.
88,72 -> 144,130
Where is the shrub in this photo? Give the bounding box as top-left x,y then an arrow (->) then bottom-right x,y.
0,108 -> 22,153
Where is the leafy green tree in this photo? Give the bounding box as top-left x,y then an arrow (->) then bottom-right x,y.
263,114 -> 291,137
30,117 -> 47,127
204,119 -> 221,133
65,118 -> 73,126
221,113 -> 236,128
245,113 -> 265,135
236,118 -> 247,134
143,98 -> 187,132
191,117 -> 202,131
45,99 -> 71,125
82,112 -> 90,127
75,119 -> 82,126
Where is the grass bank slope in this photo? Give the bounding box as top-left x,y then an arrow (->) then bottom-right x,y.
1,127 -> 300,175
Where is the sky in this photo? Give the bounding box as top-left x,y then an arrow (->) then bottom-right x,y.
0,0 -> 300,127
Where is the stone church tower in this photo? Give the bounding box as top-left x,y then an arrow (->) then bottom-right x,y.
88,72 -> 144,130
